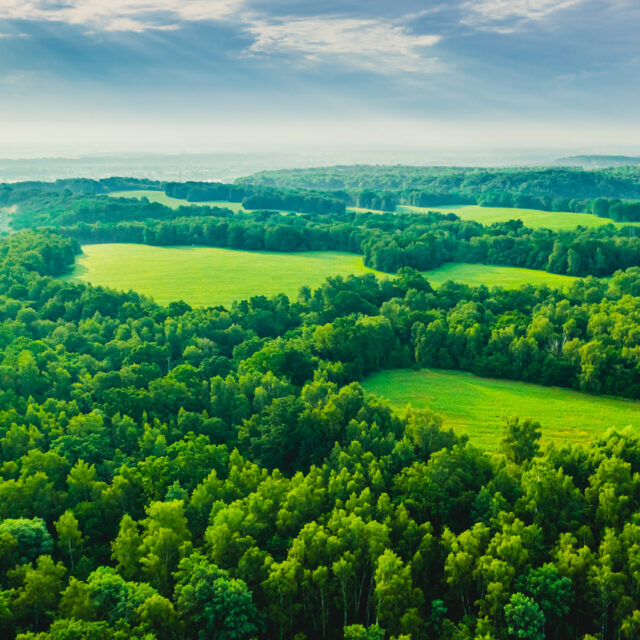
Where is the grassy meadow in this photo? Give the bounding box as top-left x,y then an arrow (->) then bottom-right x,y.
362,368 -> 640,450
61,242 -> 584,309
107,190 -> 246,212
423,263 -> 578,289
62,244 -> 381,307
398,204 -> 625,230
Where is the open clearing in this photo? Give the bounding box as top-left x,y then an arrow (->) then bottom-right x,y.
107,190 -> 245,212
398,204 -> 627,230
62,244 -> 380,307
362,368 -> 640,450
424,263 -> 578,289
61,244 -> 584,308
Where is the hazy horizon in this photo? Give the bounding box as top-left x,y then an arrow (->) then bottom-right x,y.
2,146 -> 640,184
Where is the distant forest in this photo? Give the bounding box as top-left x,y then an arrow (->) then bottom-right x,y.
6,166 -> 640,222
237,166 -> 640,220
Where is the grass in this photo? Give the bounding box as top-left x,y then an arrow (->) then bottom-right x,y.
61,244 -> 380,307
423,263 -> 579,289
61,241 -> 583,309
362,368 -> 640,450
397,204 -> 629,230
107,190 -> 246,212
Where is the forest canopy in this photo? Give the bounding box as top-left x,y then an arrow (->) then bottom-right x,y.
2,174 -> 640,640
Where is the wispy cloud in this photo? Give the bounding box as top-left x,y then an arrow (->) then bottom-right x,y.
246,17 -> 442,73
0,1 -> 443,75
462,0 -> 585,31
0,0 -> 243,32
0,30 -> 28,38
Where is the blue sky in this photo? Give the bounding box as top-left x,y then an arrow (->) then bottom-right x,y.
0,0 -> 639,154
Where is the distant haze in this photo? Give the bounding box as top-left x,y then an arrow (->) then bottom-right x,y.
0,149 -> 613,183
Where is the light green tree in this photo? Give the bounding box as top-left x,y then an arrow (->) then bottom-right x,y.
55,511 -> 83,569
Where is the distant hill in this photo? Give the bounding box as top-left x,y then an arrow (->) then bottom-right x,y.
556,155 -> 640,168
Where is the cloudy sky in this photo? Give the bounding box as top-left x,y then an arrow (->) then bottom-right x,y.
0,0 -> 638,155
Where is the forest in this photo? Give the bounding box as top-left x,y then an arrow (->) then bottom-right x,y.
2,174 -> 640,640
0,217 -> 640,639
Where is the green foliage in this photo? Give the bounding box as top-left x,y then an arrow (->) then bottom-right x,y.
0,519 -> 53,565
13,556 -> 67,632
1,222 -> 640,640
504,593 -> 545,640
239,164 -> 640,212
344,623 -> 385,640
54,512 -> 83,569
174,553 -> 260,640
500,419 -> 542,465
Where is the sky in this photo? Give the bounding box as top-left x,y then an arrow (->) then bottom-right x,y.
0,0 -> 639,157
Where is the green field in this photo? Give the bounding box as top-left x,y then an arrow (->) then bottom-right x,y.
423,262 -> 578,289
61,242 -> 582,308
398,204 -> 625,230
362,368 -> 640,450
108,190 -> 246,212
62,244 -> 380,307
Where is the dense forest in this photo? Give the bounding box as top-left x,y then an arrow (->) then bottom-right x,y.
0,223 -> 640,640
2,174 -> 640,639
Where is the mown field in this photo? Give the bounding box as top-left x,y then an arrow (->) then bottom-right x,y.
362,368 -> 640,450
398,204 -> 626,230
107,190 -> 246,212
424,262 -> 578,289
61,244 -> 380,307
61,243 -> 583,308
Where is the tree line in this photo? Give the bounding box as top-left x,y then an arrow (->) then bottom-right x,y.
165,182 -> 346,215
46,201 -> 640,278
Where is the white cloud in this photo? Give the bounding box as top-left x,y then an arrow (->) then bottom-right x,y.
246,17 -> 442,73
0,0 -> 243,31
0,1 -> 443,75
463,0 -> 584,30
